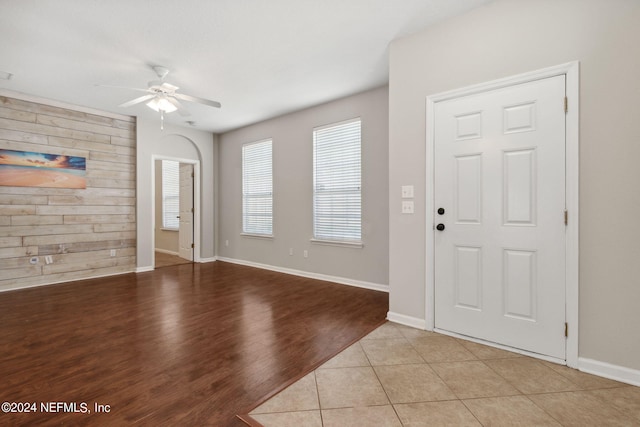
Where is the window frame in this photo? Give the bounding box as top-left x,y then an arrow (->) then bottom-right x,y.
312,117 -> 363,247
161,159 -> 180,231
241,138 -> 274,237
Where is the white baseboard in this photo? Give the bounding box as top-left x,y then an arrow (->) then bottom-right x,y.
137,256 -> 215,270
154,248 -> 179,256
0,269 -> 135,293
216,257 -> 388,293
578,357 -> 640,387
386,311 -> 427,329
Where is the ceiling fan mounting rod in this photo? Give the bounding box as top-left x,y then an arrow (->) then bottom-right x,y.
152,65 -> 170,80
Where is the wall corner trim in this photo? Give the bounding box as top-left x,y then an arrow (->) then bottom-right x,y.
387,311 -> 427,330
199,257 -> 217,263
216,257 -> 388,293
578,358 -> 640,387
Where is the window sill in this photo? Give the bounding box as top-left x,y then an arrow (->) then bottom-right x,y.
310,238 -> 363,249
241,233 -> 274,240
160,228 -> 179,232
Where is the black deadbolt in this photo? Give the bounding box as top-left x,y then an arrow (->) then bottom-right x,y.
436,223 -> 445,231
437,208 -> 445,215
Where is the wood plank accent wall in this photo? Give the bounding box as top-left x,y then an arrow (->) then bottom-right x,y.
0,96 -> 136,291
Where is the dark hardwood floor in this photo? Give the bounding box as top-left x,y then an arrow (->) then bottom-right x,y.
0,261 -> 388,426
154,251 -> 193,269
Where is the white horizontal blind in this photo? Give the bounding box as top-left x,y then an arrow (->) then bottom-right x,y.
162,160 -> 179,230
313,118 -> 361,242
242,139 -> 273,235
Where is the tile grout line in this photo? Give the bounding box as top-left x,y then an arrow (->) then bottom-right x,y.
412,337 -> 487,426
475,356 -> 579,426
312,370 -> 325,427
364,327 -> 408,426
254,321 -> 640,426
240,318 -> 390,425
520,394 -> 566,426
458,398 -> 489,426
252,323 -> 640,426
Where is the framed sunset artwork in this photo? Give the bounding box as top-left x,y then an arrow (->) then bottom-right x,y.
0,149 -> 86,189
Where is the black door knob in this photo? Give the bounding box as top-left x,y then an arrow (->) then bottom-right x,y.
436,223 -> 445,231
437,208 -> 445,215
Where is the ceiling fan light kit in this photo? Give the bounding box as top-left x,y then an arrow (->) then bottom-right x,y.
146,96 -> 177,113
101,65 -> 221,130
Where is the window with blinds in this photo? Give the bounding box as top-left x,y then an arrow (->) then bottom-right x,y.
313,118 -> 361,243
242,139 -> 273,236
162,160 -> 179,230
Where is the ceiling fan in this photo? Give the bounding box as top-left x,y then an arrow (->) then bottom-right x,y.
101,65 -> 221,129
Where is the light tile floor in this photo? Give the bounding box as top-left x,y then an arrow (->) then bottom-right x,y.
249,322 -> 640,426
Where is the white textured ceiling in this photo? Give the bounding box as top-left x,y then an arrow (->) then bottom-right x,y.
0,0 -> 490,133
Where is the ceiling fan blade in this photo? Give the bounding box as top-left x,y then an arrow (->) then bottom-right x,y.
166,97 -> 191,117
174,93 -> 221,108
119,94 -> 156,108
95,84 -> 150,93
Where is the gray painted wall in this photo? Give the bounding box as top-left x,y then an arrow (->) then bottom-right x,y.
218,86 -> 389,287
388,0 -> 640,370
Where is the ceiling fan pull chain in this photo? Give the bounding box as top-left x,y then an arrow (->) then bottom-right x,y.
160,109 -> 165,130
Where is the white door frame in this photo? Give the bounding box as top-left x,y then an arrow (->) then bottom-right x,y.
151,155 -> 202,267
425,62 -> 579,367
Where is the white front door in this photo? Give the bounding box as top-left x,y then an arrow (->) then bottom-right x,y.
434,75 -> 566,359
178,163 -> 194,261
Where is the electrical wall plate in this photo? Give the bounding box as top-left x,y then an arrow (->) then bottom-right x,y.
402,200 -> 414,214
401,185 -> 414,198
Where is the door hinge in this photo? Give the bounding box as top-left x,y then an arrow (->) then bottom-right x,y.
564,96 -> 568,113
191,243 -> 194,248
191,171 -> 194,178
191,207 -> 194,213
564,322 -> 568,337
564,210 -> 568,225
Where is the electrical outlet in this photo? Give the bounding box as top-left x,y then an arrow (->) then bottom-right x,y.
225,240 -> 229,247
303,250 -> 308,258
110,249 -> 116,257
45,255 -> 53,265
402,200 -> 414,214
289,248 -> 293,256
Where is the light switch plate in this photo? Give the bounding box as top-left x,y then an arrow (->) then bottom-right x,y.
401,185 -> 414,198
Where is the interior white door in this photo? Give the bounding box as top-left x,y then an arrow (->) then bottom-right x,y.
434,75 -> 566,359
178,163 -> 194,261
